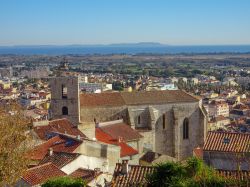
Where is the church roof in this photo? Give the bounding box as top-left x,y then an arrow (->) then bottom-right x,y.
80,90 -> 199,107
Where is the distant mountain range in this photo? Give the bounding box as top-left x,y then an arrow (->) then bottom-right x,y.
0,42 -> 168,48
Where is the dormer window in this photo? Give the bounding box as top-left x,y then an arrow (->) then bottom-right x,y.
62,85 -> 68,99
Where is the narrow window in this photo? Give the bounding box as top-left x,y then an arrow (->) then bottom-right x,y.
62,85 -> 68,99
183,118 -> 189,139
62,106 -> 68,115
138,115 -> 141,124
163,114 -> 166,129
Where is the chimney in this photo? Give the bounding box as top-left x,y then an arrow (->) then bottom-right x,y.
121,160 -> 129,175
49,148 -> 53,156
94,118 -> 99,128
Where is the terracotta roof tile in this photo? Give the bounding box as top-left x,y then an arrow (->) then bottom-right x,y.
34,118 -> 86,140
95,128 -> 138,157
112,163 -> 155,187
22,163 -> 66,186
69,168 -> 97,182
27,135 -> 82,160
203,131 -> 250,153
39,152 -> 80,168
217,169 -> 250,181
80,90 -> 198,107
100,123 -> 143,141
80,92 -> 125,107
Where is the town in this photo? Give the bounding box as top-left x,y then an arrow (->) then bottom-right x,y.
1,53 -> 250,186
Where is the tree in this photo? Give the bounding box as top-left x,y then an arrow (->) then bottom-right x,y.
0,103 -> 31,186
42,177 -> 86,187
146,157 -> 237,187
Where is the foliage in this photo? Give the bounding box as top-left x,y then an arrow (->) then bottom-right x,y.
146,157 -> 239,187
42,176 -> 86,187
0,103 -> 31,186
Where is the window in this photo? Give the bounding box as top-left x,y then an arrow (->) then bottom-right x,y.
162,114 -> 166,129
62,106 -> 68,115
62,85 -> 68,99
138,115 -> 141,124
183,118 -> 189,139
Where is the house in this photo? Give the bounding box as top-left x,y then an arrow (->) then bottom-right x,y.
111,160 -> 154,187
17,163 -> 67,187
208,115 -> 230,131
203,131 -> 250,171
208,100 -> 229,117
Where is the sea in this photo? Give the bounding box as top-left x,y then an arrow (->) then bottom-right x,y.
0,45 -> 250,55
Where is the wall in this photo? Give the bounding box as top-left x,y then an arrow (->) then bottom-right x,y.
204,151 -> 250,171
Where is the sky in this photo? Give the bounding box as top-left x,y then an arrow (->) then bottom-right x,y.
0,0 -> 250,46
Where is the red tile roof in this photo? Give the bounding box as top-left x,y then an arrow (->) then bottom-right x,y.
39,152 -> 80,168
27,135 -> 82,160
80,90 -> 198,107
100,123 -> 143,141
80,92 -> 124,107
69,168 -> 98,182
22,162 -> 66,186
112,163 -> 155,186
34,118 -> 86,140
95,128 -> 138,157
203,131 -> 250,153
217,169 -> 250,181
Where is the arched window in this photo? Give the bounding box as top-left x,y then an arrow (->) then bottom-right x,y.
162,114 -> 166,129
138,115 -> 141,124
183,118 -> 189,139
62,106 -> 68,115
62,85 -> 68,99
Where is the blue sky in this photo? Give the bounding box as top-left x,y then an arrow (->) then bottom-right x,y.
0,0 -> 249,45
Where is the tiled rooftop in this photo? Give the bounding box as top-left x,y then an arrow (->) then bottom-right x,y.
39,151 -> 80,168
203,131 -> 250,153
99,123 -> 143,142
95,128 -> 138,157
22,162 -> 66,186
34,118 -> 86,140
80,90 -> 199,107
27,135 -> 82,160
112,163 -> 154,187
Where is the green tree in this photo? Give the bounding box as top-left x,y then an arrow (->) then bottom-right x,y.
42,177 -> 86,187
146,157 -> 237,187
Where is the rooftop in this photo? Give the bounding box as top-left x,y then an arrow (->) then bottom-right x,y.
27,135 -> 82,160
112,163 -> 154,187
22,162 -> 66,186
80,90 -> 199,107
34,118 -> 86,140
39,151 -> 80,168
203,131 -> 250,153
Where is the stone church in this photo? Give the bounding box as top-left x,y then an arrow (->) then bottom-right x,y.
50,76 -> 207,161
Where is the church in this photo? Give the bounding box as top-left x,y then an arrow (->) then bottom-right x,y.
50,76 -> 207,161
